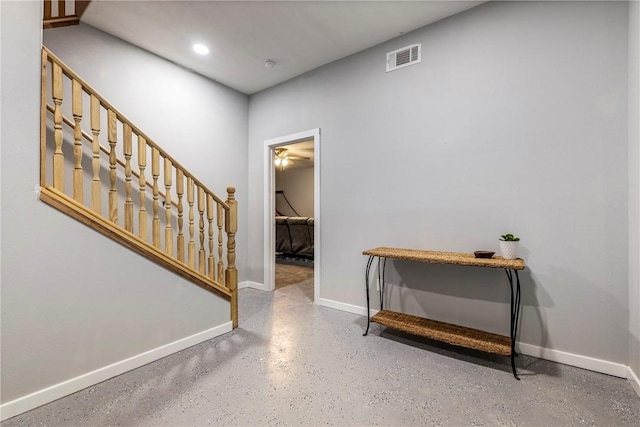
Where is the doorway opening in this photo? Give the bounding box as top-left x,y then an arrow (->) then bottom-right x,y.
264,129 -> 320,302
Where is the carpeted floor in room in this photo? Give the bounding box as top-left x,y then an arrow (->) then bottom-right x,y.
275,258 -> 314,302
275,261 -> 314,289
2,265 -> 639,426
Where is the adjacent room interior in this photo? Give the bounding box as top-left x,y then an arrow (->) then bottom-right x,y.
274,140 -> 315,301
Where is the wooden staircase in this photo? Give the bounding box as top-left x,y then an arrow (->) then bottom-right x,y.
39,46 -> 239,327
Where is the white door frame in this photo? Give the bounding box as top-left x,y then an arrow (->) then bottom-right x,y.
264,128 -> 320,302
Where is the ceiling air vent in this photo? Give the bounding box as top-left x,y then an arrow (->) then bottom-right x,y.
386,43 -> 421,72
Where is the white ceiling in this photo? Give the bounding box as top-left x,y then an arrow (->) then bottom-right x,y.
82,1 -> 484,95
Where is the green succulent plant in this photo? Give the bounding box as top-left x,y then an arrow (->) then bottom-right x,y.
500,233 -> 520,242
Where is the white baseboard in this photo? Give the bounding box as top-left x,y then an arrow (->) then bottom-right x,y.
516,342 -> 628,378
628,366 -> 640,398
239,280 -> 267,291
318,298 -> 379,317
323,300 -> 632,379
0,322 -> 232,422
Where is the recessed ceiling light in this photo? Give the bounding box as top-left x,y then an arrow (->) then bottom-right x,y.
264,59 -> 276,69
193,44 -> 209,55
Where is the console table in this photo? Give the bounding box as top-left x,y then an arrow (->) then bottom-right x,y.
362,247 -> 526,379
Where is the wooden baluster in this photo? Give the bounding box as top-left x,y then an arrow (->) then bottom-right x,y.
217,202 -> 224,282
198,186 -> 206,275
176,170 -> 185,262
123,124 -> 133,232
207,194 -> 215,280
225,187 -> 238,328
138,136 -> 147,240
52,62 -> 64,191
152,147 -> 160,248
58,0 -> 65,17
40,51 -> 48,188
44,0 -> 52,19
90,95 -> 101,213
187,177 -> 195,268
71,80 -> 83,202
107,110 -> 117,223
164,158 -> 173,256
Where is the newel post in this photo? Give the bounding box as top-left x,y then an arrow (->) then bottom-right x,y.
225,186 -> 238,328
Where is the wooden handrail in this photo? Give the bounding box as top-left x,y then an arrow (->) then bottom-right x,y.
43,47 -> 229,208
40,186 -> 231,298
45,103 -> 179,208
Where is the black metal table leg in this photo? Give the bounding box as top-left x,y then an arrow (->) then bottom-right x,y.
363,255 -> 375,336
505,268 -> 522,380
379,257 -> 387,310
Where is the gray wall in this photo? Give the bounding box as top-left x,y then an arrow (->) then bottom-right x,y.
629,0 -> 640,380
0,2 -> 244,405
248,1 -> 630,364
276,167 -> 314,217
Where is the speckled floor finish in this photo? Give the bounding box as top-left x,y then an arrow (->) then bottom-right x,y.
3,276 -> 639,426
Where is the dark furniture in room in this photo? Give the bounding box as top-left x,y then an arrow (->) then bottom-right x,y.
276,216 -> 314,258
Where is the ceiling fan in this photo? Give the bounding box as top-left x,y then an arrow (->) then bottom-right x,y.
274,148 -> 310,170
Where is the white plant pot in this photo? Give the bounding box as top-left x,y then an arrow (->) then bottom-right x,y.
499,240 -> 519,260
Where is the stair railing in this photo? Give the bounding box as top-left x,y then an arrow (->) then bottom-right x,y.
40,47 -> 238,327
43,0 -> 91,29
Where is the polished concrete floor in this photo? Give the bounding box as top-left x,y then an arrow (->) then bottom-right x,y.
3,277 -> 639,426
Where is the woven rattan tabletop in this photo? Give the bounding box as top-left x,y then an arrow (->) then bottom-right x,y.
362,247 -> 525,270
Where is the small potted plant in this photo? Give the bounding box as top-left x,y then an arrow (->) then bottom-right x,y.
499,233 -> 520,259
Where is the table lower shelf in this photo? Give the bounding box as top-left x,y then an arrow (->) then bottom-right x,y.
371,310 -> 512,356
